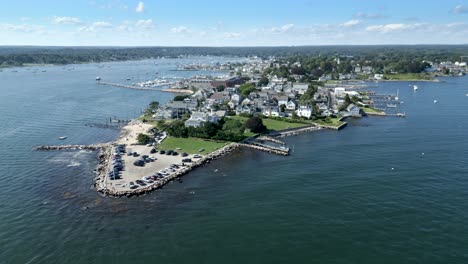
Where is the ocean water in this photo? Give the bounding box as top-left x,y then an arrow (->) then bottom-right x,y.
0,60 -> 467,264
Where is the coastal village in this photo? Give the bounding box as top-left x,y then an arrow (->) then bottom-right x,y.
41,56 -> 467,197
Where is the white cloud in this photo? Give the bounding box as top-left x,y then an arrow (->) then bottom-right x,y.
135,19 -> 154,28
0,23 -> 45,33
270,24 -> 295,33
52,16 -> 82,25
78,21 -> 112,32
171,26 -> 188,33
136,1 -> 144,13
453,4 -> 468,14
223,32 -> 242,39
341,19 -> 361,27
366,23 -> 416,33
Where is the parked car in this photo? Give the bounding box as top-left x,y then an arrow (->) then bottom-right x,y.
133,152 -> 139,157
129,182 -> 137,189
172,151 -> 179,156
182,158 -> 192,163
181,152 -> 188,157
159,150 -> 166,154
150,148 -> 157,154
133,160 -> 145,167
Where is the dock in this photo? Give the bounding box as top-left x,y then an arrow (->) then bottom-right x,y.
97,81 -> 161,91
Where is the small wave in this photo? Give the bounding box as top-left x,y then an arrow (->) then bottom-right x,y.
67,161 -> 82,167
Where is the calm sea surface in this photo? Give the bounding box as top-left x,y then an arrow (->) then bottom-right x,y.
0,59 -> 467,264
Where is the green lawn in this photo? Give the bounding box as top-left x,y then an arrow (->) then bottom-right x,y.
384,73 -> 433,81
158,137 -> 228,154
230,116 -> 309,132
362,106 -> 384,114
313,117 -> 346,128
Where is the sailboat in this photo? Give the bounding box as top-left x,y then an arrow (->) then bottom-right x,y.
395,89 -> 399,101
413,85 -> 418,91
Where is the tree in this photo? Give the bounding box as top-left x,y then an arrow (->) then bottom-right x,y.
245,116 -> 267,133
174,95 -> 190,101
239,83 -> 256,98
279,104 -> 286,113
136,133 -> 151,144
299,85 -> 318,103
216,85 -> 225,92
257,76 -> 269,87
148,101 -> 159,109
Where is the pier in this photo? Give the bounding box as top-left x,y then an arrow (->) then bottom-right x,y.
97,81 -> 161,91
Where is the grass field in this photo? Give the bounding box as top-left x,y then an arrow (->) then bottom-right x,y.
362,106 -> 384,113
159,137 -> 228,154
384,73 -> 433,81
230,116 -> 309,132
313,117 -> 346,127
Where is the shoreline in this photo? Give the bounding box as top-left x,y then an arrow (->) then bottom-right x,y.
95,143 -> 241,197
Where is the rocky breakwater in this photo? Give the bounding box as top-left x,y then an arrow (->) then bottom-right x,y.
97,143 -> 241,198
34,144 -> 109,151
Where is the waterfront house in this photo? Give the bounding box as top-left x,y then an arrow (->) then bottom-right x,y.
184,111 -> 219,128
346,104 -> 362,117
262,106 -> 281,117
296,105 -> 313,118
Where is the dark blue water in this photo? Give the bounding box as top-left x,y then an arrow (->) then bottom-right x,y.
0,61 -> 467,263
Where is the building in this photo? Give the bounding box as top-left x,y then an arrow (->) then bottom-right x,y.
211,77 -> 244,88
184,111 -> 219,128
346,104 -> 362,117
262,106 -> 281,117
292,83 -> 309,95
296,105 -> 313,118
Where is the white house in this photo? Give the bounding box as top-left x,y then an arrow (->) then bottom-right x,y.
184,111 -> 219,128
286,100 -> 296,111
292,83 -> 309,95
262,106 -> 280,117
296,105 -> 313,118
374,74 -> 384,80
277,96 -> 289,107
334,87 -> 346,97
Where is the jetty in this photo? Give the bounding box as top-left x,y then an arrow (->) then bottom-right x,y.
34,144 -> 109,151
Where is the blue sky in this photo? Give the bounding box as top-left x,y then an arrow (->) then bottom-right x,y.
0,0 -> 467,46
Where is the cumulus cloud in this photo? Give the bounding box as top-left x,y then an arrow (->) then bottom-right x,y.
171,26 -> 188,33
135,19 -> 154,28
78,21 -> 112,32
223,32 -> 242,39
270,24 -> 295,33
52,16 -> 82,25
0,23 -> 45,33
453,4 -> 468,14
341,19 -> 361,27
136,1 -> 144,13
366,23 -> 416,33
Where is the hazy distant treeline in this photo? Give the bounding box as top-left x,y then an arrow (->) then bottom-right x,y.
0,45 -> 467,67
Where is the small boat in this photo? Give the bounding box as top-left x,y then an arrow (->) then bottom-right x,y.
433,100 -> 438,103
96,76 -> 101,81
58,136 -> 67,140
387,104 -> 397,108
466,94 -> 468,97
413,85 -> 418,91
